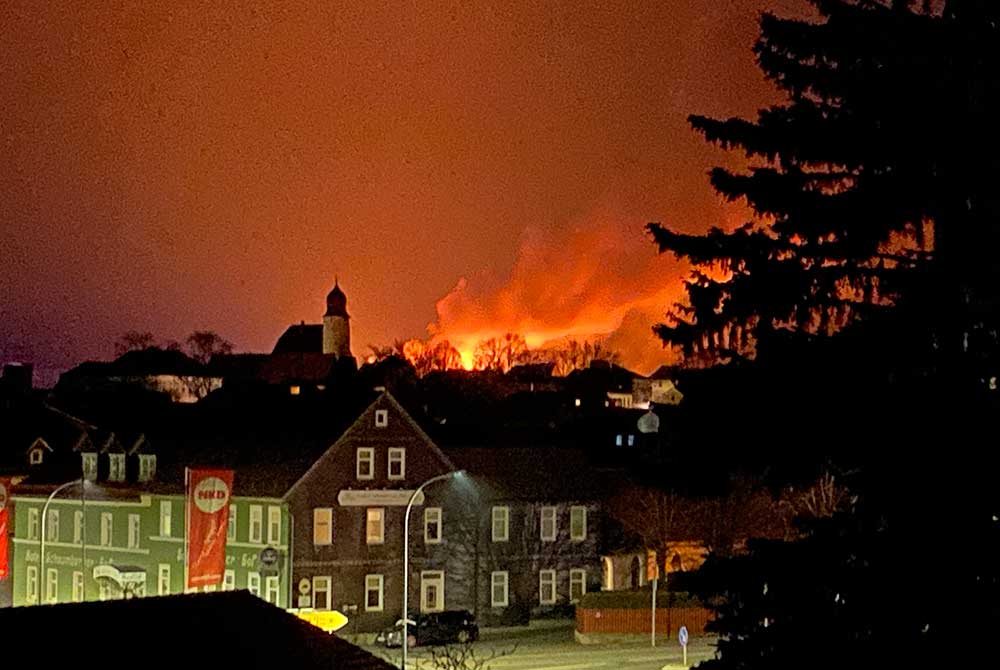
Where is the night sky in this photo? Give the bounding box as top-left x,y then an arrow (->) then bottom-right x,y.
1,1 -> 810,384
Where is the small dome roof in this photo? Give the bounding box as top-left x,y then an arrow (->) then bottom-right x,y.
325,280 -> 349,317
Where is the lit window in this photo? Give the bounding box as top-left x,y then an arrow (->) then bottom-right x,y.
388,448 -> 405,480
313,576 -> 332,610
574,398 -> 581,407
223,570 -> 236,591
247,572 -> 261,597
356,448 -> 374,480
159,500 -> 172,537
539,569 -> 556,605
46,509 -> 59,542
424,507 -> 442,544
138,454 -> 156,482
492,506 -> 509,542
249,506 -> 263,544
375,409 -> 389,428
491,571 -> 509,607
128,514 -> 141,549
570,569 -> 587,602
570,506 -> 587,541
267,506 -> 282,545
540,506 -> 557,542
81,453 -> 97,480
158,564 -> 171,595
365,574 -> 384,611
615,434 -> 623,446
100,512 -> 113,547
627,434 -> 635,447
313,508 -> 333,545
108,454 -> 125,482
289,385 -> 301,396
366,508 -> 384,544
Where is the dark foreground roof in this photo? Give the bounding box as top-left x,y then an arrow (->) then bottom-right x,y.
0,591 -> 393,669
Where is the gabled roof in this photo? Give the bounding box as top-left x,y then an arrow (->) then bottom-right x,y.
272,323 -> 323,354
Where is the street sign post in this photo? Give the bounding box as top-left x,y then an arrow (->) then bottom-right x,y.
679,625 -> 689,667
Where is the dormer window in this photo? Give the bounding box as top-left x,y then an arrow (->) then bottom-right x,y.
138,454 -> 157,482
109,454 -> 126,482
374,409 -> 388,428
615,434 -> 623,447
29,448 -> 44,465
82,453 -> 98,481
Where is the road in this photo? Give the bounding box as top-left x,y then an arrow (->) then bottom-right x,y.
364,621 -> 718,670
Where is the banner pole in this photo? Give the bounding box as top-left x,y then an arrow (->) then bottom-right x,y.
184,468 -> 189,592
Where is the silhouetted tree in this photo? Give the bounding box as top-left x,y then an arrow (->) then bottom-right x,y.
473,333 -> 528,372
185,331 -> 233,364
114,331 -> 156,356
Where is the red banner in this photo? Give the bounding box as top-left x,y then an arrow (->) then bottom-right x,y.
186,468 -> 233,589
0,478 -> 11,580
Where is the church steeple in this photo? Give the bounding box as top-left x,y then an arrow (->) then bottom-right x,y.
325,278 -> 349,318
323,279 -> 351,357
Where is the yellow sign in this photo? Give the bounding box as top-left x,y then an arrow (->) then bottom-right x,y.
646,549 -> 659,581
291,609 -> 349,633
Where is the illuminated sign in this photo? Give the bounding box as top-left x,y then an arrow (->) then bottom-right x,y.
336,489 -> 424,506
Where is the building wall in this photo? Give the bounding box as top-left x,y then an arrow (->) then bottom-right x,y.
10,493 -> 290,608
322,316 -> 351,358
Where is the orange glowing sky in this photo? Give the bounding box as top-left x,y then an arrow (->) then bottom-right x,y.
1,1 -> 811,384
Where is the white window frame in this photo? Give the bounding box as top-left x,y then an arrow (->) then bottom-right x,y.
365,574 -> 384,611
26,565 -> 39,604
265,576 -> 280,605
227,503 -> 237,541
46,568 -> 58,604
356,447 -> 375,480
366,508 -> 385,545
570,568 -> 587,602
424,507 -> 442,544
27,508 -> 39,540
267,505 -> 282,545
249,505 -> 263,544
247,572 -> 261,597
158,564 -> 171,596
159,500 -> 172,537
420,570 -> 445,613
82,452 -> 97,480
223,570 -> 236,591
615,434 -> 623,446
100,512 -> 113,547
29,448 -> 44,465
72,571 -> 84,602
491,571 -> 509,608
627,434 -> 635,447
138,454 -> 156,482
46,509 -> 59,542
540,506 -> 557,542
128,514 -> 141,549
374,409 -> 389,428
73,510 -> 84,544
570,506 -> 587,541
539,569 -> 557,605
387,447 -> 405,480
313,576 -> 332,610
313,508 -> 333,545
492,506 -> 509,542
108,453 -> 126,482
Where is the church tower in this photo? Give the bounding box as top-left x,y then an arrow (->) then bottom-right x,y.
322,280 -> 352,358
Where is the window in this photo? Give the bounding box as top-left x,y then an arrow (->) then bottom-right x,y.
159,500 -> 172,537
46,568 -> 58,604
27,508 -> 39,540
356,448 -> 374,480
540,506 -> 557,542
72,571 -> 84,602
570,569 -> 587,602
82,453 -> 97,480
374,409 -> 388,428
365,574 -> 384,611
227,504 -> 237,541
73,511 -> 84,544
313,508 -> 333,545
249,505 -> 263,544
247,572 -> 261,597
267,506 -> 282,545
108,453 -> 125,482
26,565 -> 38,604
46,509 -> 59,542
491,571 -> 509,607
492,506 -> 509,542
29,448 -> 44,465
366,508 -> 384,545
627,434 -> 635,447
313,576 -> 332,610
289,385 -> 301,396
420,571 -> 444,613
158,564 -> 171,596
615,434 -> 623,446
138,454 -> 156,482
100,512 -> 113,547
424,507 -> 442,544
388,448 -> 405,480
204,584 -> 217,593
265,576 -> 280,605
570,506 -> 587,541
219,570 -> 233,591
128,514 -> 141,549
574,398 -> 581,407
539,569 -> 556,605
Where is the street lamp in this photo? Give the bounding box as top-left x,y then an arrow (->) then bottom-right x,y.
39,478 -> 85,602
401,470 -> 465,670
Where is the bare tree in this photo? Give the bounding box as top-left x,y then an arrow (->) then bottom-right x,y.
473,333 -> 528,372
114,331 -> 156,357
185,331 -> 233,364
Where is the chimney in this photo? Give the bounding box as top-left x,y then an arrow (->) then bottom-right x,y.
2,363 -> 33,394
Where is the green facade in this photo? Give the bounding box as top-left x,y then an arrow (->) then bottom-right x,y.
10,493 -> 290,608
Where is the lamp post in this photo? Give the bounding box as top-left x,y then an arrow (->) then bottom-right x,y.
39,478 -> 84,602
402,470 -> 464,670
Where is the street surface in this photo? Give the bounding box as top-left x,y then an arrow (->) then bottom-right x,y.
365,620 -> 718,670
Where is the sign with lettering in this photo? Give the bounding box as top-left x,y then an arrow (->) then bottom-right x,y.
0,477 -> 10,580
337,489 -> 423,507
290,609 -> 349,633
186,468 -> 234,588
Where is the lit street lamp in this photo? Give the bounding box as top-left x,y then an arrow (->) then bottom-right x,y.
402,470 -> 464,670
39,478 -> 86,602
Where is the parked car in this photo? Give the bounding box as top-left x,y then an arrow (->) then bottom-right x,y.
375,611 -> 479,648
